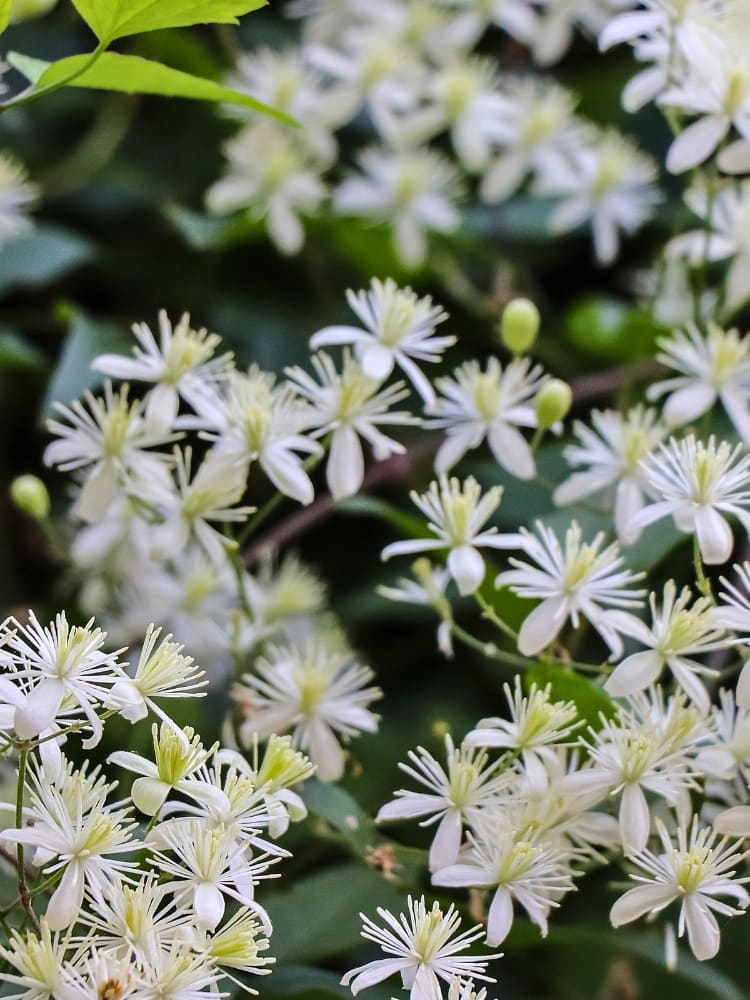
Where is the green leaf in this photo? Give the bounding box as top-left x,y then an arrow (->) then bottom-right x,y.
7,50 -> 49,83
0,0 -> 13,35
33,51 -> 292,120
0,225 -> 94,296
42,310 -> 132,416
70,0 -> 266,44
525,661 -> 616,730
264,863 -> 405,964
0,331 -> 47,373
301,778 -> 376,857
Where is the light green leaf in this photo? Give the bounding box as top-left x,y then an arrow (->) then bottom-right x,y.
0,331 -> 47,373
0,225 -> 93,296
6,50 -> 49,83
33,51 -> 291,120
302,779 -> 376,857
0,0 -> 13,35
70,0 -> 265,44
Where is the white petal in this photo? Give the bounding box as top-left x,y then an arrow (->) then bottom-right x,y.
429,810 -> 463,871
666,115 -> 729,174
194,882 -> 225,930
327,425 -> 364,499
662,383 -> 716,428
604,650 -> 662,697
46,862 -> 85,930
695,506 -> 733,565
517,596 -> 567,656
488,422 -> 535,480
713,806 -> 750,837
486,886 -> 514,946
609,883 -> 676,926
620,782 -> 650,856
737,661 -> 750,709
359,343 -> 395,381
305,718 -> 345,782
684,896 -> 720,961
14,678 -> 64,740
447,545 -> 485,596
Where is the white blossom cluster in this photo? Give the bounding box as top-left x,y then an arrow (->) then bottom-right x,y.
0,612 -> 314,997
203,0 -> 660,265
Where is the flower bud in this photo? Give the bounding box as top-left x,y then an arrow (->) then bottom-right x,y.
10,474 -> 50,521
535,379 -> 572,429
499,297 -> 540,354
11,0 -> 57,21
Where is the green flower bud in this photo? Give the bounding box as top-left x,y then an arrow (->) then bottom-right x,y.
499,297 -> 540,354
11,0 -> 57,22
10,474 -> 50,522
535,379 -> 572,429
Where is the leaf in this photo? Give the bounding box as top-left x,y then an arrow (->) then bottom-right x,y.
7,50 -> 48,83
69,0 -> 266,44
301,778 -> 376,857
31,52 -> 292,120
0,225 -> 93,296
264,863 -> 405,964
525,661 -> 616,730
0,331 -> 47,373
164,203 -> 261,251
0,0 -> 13,35
41,310 -> 132,416
338,495 -> 434,542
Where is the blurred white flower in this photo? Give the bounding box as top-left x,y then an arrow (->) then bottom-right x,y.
0,151 -> 39,244
335,146 -> 462,267
553,405 -> 666,543
647,324 -> 750,442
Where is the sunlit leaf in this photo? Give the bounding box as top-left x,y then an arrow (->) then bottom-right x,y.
69,0 -> 266,44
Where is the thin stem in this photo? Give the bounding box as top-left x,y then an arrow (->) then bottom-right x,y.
474,591 -> 519,643
15,748 -> 37,928
451,618 -> 609,675
1,43 -> 107,112
693,534 -> 713,600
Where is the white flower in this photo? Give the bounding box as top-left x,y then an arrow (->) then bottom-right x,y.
0,152 -> 39,245
382,476 -> 516,596
0,922 -> 72,1000
285,350 -> 414,499
106,624 -> 207,727
341,895 -> 499,999
427,357 -> 545,480
190,366 -> 322,506
714,561 -> 750,708
335,147 -> 463,268
604,581 -> 727,713
629,434 -> 750,565
479,77 -> 581,203
571,691 -> 704,855
553,405 -> 666,543
536,128 -> 660,265
432,811 -> 576,946
143,447 -> 254,567
234,635 -> 381,782
647,324 -> 750,442
206,121 -> 327,255
495,520 -> 645,659
434,0 -> 537,48
532,0 -> 620,65
309,277 -> 453,404
610,818 -> 750,961
465,678 -> 580,795
667,183 -> 750,314
378,558 -> 454,656
44,382 -> 177,522
1,611 -> 126,747
92,311 -> 233,429
376,735 -> 511,870
3,761 -> 138,930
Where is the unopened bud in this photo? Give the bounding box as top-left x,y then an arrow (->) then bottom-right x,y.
431,719 -> 451,739
11,0 -> 57,22
535,379 -> 572,429
10,474 -> 50,521
499,297 -> 540,354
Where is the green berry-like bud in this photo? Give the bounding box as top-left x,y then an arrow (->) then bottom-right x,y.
499,297 -> 540,354
10,475 -> 50,522
11,0 -> 57,22
535,379 -> 572,429
431,719 -> 451,739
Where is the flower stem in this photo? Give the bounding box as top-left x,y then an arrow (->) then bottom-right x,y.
693,534 -> 713,600
15,748 -> 38,928
474,591 -> 519,642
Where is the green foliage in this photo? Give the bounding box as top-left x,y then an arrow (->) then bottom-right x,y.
0,226 -> 93,296
10,50 -> 290,118
69,0 -> 266,44
0,331 -> 47,374
302,779 -> 376,858
0,0 -> 12,33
